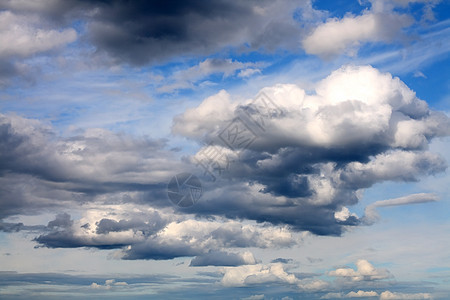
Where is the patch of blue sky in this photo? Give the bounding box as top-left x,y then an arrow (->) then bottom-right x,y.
312,0 -> 368,18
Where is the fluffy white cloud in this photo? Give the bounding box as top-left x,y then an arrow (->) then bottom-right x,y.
347,290 -> 378,297
221,263 -> 328,290
90,279 -> 128,290
328,259 -> 392,282
171,65 -> 448,233
174,65 -> 448,150
334,207 -> 358,222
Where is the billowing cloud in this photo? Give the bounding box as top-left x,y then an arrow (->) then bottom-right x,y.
328,259 -> 392,282
1,65 -> 448,263
172,65 -> 449,235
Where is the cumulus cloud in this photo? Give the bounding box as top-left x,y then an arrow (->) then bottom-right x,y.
172,65 -> 449,235
346,290 -> 379,297
90,279 -> 128,290
379,291 -> 432,299
328,259 -> 392,282
221,263 -> 328,290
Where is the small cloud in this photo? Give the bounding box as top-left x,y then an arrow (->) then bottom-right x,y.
271,258 -> 294,264
380,291 -> 432,299
413,71 -> 427,79
238,68 -> 261,78
307,257 -> 323,263
362,193 -> 439,225
241,295 -> 265,300
90,279 -> 128,289
328,259 -> 392,282
346,290 -> 378,297
334,207 -> 358,222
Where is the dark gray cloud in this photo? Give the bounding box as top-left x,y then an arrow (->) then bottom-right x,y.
48,213 -> 73,229
271,258 -> 294,264
0,0 -> 305,69
0,113 -> 187,220
35,211 -> 171,250
81,0 -> 303,65
95,212 -> 166,235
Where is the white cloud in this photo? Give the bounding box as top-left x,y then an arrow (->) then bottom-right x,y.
413,71 -> 427,78
157,59 -> 264,93
362,193 -> 439,225
335,207 -> 358,222
328,259 -> 392,282
0,11 -> 76,58
238,68 -> 262,78
221,262 -> 328,290
90,279 -> 128,289
380,291 -> 432,299
241,294 -> 265,300
347,290 -> 378,297
302,12 -> 412,58
321,290 -> 379,299
175,65 -> 448,150
322,292 -> 344,299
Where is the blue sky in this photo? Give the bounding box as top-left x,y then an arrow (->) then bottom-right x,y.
0,0 -> 449,299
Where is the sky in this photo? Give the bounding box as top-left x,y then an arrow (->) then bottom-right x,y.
0,0 -> 449,299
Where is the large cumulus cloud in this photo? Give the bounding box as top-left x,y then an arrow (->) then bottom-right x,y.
173,65 -> 449,235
